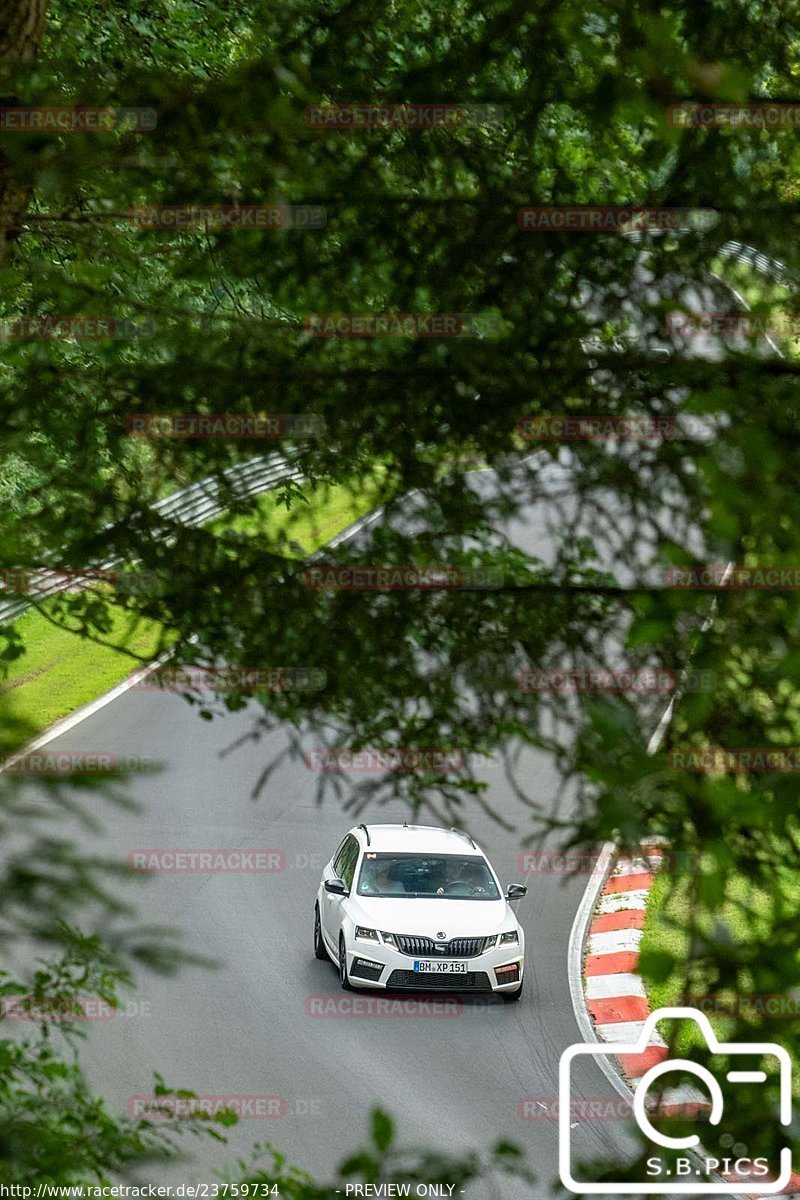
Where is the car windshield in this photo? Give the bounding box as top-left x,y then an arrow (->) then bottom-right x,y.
355,853 -> 500,899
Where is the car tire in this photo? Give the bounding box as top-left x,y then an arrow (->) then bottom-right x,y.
314,904 -> 327,960
338,934 -> 354,991
502,977 -> 524,1002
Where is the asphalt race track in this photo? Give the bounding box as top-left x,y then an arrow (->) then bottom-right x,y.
15,269 -> 748,1199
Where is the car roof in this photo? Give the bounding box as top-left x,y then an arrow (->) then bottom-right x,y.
349,823 -> 485,856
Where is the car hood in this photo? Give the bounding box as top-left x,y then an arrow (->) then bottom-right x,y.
348,895 -> 515,938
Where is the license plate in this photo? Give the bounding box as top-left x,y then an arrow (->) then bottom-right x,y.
413,960 -> 468,974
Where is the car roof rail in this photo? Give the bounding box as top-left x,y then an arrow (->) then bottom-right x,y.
450,826 -> 477,849
357,823 -> 371,846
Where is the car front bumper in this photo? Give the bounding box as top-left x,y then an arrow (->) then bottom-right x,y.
343,937 -> 524,992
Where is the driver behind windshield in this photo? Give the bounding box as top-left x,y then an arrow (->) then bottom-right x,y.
436,859 -> 488,895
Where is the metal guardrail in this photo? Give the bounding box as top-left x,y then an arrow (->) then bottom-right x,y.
716,239 -> 790,284
0,453 -> 305,625
625,227 -> 792,284
1,233 -> 790,626
151,454 -> 304,528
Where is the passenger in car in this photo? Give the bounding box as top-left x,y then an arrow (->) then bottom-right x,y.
363,860 -> 405,895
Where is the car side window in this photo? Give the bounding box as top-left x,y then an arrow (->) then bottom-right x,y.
339,837 -> 360,890
332,837 -> 351,878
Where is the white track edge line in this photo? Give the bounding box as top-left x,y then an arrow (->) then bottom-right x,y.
1,502 -> 386,771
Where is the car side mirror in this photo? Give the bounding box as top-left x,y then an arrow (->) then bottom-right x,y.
324,877 -> 348,896
506,883 -> 527,901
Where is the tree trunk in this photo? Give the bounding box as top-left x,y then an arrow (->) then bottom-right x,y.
0,0 -> 50,262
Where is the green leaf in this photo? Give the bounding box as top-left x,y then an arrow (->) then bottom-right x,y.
370,1109 -> 393,1152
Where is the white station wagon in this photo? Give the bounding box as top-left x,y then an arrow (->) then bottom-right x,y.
314,823 -> 527,1000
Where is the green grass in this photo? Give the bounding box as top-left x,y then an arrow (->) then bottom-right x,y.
0,470 -> 390,754
208,468 -> 394,551
0,603 -> 167,755
639,862 -> 800,1069
638,869 -> 692,1012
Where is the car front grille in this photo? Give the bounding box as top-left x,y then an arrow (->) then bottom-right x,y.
386,970 -> 492,991
393,935 -> 485,958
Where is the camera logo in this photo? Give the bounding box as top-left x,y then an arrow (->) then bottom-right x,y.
559,1006 -> 792,1193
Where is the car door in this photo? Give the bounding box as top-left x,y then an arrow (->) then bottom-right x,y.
321,834 -> 356,944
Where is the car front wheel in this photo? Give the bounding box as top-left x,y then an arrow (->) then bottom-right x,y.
338,934 -> 354,991
314,904 -> 327,960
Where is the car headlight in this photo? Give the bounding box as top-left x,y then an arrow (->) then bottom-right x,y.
499,930 -> 519,945
355,927 -> 380,942
482,935 -> 497,951
380,932 -> 396,945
